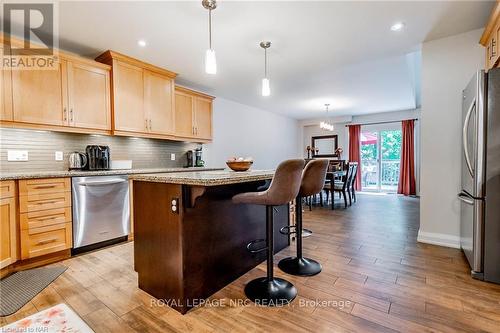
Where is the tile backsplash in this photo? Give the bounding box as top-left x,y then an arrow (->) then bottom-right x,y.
0,128 -> 199,173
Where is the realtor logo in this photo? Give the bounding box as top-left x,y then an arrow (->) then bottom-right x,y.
2,2 -> 58,70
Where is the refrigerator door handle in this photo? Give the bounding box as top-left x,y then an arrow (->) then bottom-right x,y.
458,192 -> 474,205
463,99 -> 476,178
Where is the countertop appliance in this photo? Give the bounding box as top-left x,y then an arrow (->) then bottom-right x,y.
68,152 -> 87,170
72,175 -> 130,253
195,147 -> 204,167
459,69 -> 500,283
186,150 -> 194,168
86,145 -> 110,170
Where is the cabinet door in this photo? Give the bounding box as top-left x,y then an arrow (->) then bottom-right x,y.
194,97 -> 212,140
0,197 -> 17,269
1,43 -> 13,121
174,91 -> 195,138
68,61 -> 111,130
11,60 -> 67,126
113,61 -> 146,132
144,71 -> 174,134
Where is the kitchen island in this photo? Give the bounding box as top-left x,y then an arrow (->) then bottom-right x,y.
130,170 -> 290,314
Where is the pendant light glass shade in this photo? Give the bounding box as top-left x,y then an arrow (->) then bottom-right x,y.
205,49 -> 217,74
203,0 -> 217,75
262,78 -> 270,96
260,41 -> 271,97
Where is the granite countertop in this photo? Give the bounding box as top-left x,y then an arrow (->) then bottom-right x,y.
0,167 -> 224,181
130,169 -> 275,186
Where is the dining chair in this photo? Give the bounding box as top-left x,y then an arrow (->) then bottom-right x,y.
323,163 -> 354,209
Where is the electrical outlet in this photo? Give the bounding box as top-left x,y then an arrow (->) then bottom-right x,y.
7,150 -> 28,161
170,153 -> 176,161
55,151 -> 64,161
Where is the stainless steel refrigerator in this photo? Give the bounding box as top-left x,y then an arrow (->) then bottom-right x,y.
459,69 -> 500,283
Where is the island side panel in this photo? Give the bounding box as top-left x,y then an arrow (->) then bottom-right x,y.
133,181 -> 185,312
181,182 -> 289,305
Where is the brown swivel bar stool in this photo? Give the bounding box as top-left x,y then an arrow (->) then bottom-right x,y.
232,159 -> 305,305
278,159 -> 329,276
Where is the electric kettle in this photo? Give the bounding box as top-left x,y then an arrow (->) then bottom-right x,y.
68,152 -> 88,170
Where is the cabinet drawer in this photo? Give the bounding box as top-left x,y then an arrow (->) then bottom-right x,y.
20,207 -> 72,230
21,222 -> 72,259
19,178 -> 70,196
0,181 -> 16,199
20,191 -> 71,213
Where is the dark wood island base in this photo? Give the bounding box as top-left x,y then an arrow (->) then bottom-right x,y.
132,177 -> 289,314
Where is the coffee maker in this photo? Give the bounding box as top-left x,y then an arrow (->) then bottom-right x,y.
186,150 -> 194,168
86,145 -> 110,170
195,147 -> 204,167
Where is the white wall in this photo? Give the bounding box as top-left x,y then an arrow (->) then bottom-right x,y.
419,29 -> 484,248
204,98 -> 300,169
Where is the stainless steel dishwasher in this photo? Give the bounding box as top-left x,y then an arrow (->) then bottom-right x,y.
72,175 -> 130,253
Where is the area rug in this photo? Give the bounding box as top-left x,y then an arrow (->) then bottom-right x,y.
0,266 -> 67,316
0,303 -> 94,332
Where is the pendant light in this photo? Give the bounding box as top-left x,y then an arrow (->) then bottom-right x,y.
320,104 -> 334,131
260,41 -> 271,96
202,0 -> 217,74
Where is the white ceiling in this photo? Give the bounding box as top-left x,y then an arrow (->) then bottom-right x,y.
16,1 -> 495,119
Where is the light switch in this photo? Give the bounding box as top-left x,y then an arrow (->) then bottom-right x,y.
55,151 -> 64,161
170,153 -> 176,161
7,150 -> 28,161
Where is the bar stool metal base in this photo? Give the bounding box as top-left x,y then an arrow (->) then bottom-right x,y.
278,257 -> 322,276
244,277 -> 297,306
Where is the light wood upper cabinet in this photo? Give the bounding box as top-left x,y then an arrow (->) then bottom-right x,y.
0,181 -> 18,269
11,60 -> 68,126
174,86 -> 214,142
1,36 -> 111,133
1,42 -> 13,121
112,61 -> 146,132
96,50 -> 177,138
194,97 -> 213,140
174,89 -> 196,138
144,70 -> 175,135
481,2 -> 500,71
67,61 -> 111,130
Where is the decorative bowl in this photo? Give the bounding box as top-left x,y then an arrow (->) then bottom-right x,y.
226,161 -> 253,172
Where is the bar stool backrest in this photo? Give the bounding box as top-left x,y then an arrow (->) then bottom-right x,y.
299,159 -> 329,197
266,159 -> 306,205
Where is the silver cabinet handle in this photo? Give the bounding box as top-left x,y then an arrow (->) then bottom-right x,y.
63,108 -> 67,121
149,119 -> 152,131
145,119 -> 149,131
458,192 -> 474,205
70,108 -> 74,122
462,99 -> 476,178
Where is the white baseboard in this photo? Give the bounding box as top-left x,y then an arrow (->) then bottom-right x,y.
417,230 -> 461,249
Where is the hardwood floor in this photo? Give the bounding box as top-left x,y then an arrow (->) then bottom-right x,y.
2,193 -> 500,332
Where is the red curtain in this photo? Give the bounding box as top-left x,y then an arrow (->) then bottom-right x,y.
348,125 -> 362,191
398,120 -> 416,196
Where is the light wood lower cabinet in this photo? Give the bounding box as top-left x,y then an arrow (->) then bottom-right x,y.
18,178 -> 72,260
21,223 -> 72,260
175,86 -> 214,141
0,181 -> 18,269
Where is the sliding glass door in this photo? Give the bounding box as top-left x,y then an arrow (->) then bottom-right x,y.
361,129 -> 402,192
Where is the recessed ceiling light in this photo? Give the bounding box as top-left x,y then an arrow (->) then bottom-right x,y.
390,22 -> 405,32
138,40 -> 147,47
